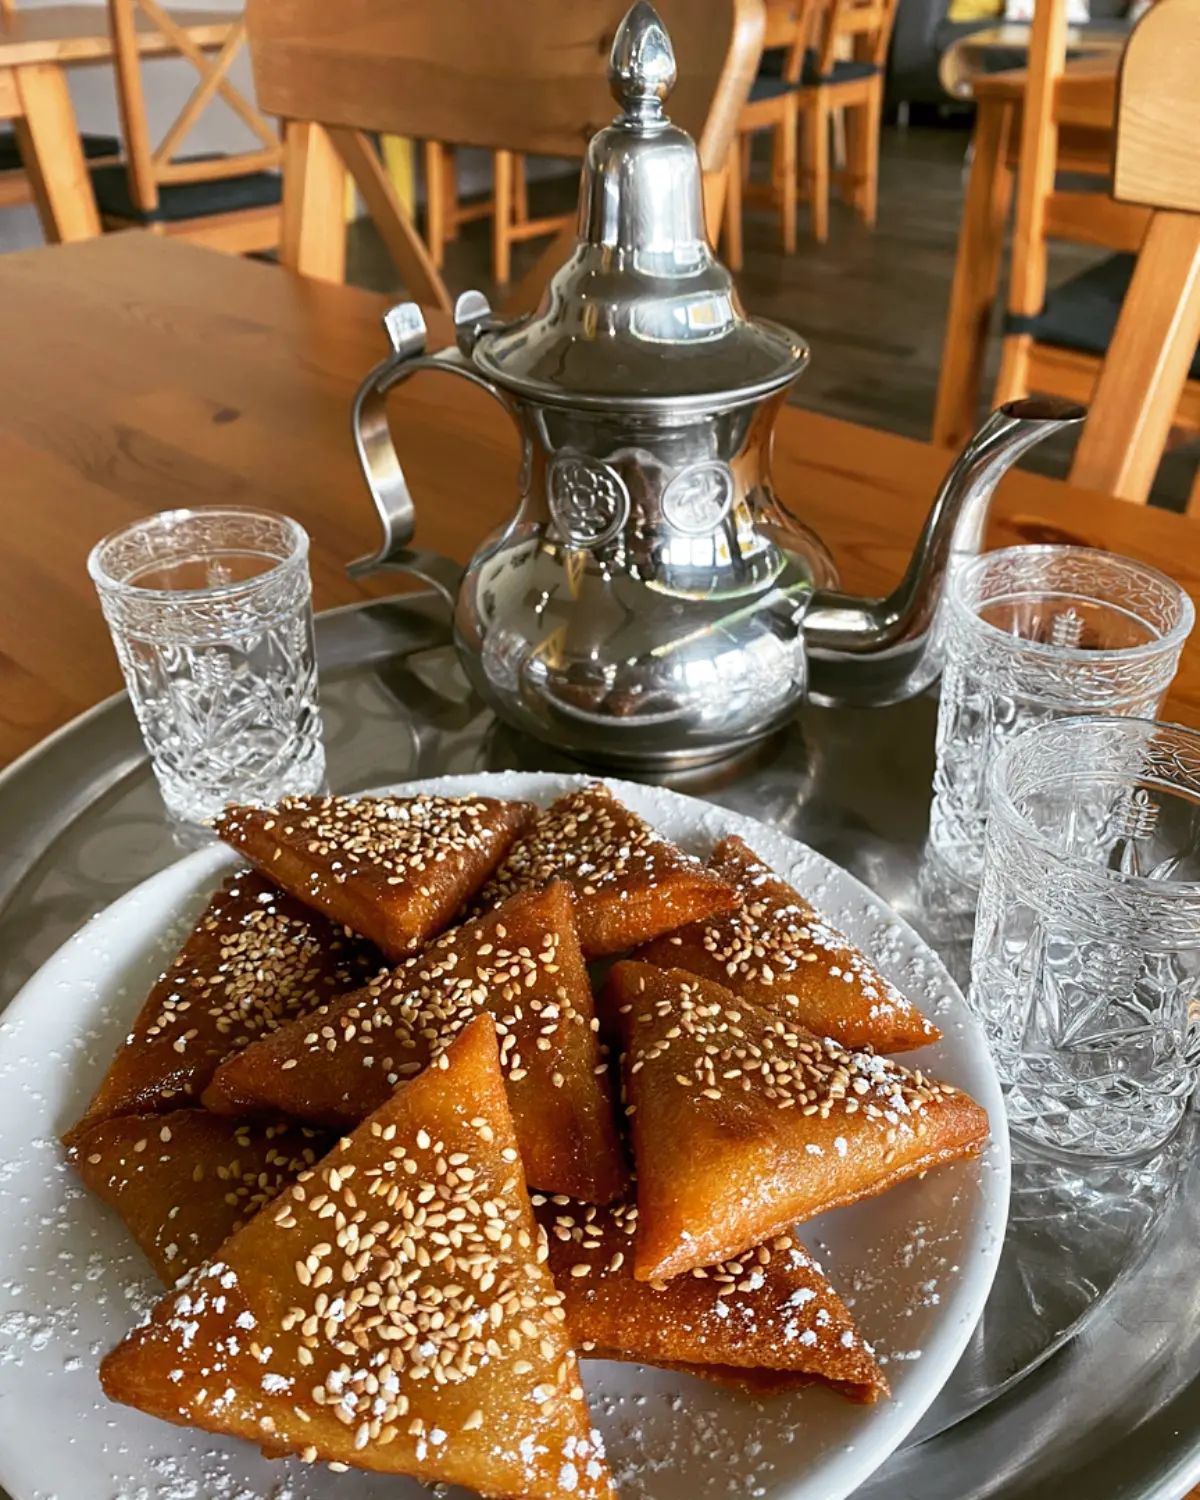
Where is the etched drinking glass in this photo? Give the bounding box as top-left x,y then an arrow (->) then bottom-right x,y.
969,716 -> 1200,1161
89,507 -> 325,824
927,546 -> 1193,888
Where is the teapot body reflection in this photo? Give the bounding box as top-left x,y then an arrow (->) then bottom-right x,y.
349,2 -> 1083,769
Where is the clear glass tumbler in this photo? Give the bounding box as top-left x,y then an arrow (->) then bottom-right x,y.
89,507 -> 325,824
928,546 -> 1193,887
969,716 -> 1200,1161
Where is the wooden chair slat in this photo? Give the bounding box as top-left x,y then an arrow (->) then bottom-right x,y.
1069,0 -> 1200,507
251,0 -> 764,304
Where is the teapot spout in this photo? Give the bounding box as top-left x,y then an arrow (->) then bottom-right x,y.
803,396 -> 1086,706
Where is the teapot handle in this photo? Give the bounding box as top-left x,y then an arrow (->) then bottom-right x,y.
348,299 -> 510,609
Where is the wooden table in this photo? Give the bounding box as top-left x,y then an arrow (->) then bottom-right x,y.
938,21 -> 1127,100
0,3 -> 241,242
3,230 -> 1200,1498
0,230 -> 1197,771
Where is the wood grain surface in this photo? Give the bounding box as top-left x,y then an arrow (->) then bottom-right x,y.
0,231 -> 1197,770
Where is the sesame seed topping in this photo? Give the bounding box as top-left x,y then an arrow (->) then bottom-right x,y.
131,872 -> 378,1086
641,836 -> 936,1046
475,783 -> 718,919
619,968 -> 949,1124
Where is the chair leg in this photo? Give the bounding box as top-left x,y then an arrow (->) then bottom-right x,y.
932,98 -> 1015,451
858,82 -> 888,225
442,146 -> 460,242
492,148 -> 513,286
806,99 -> 830,244
780,102 -> 797,254
833,106 -> 849,195
513,153 -> 529,224
423,140 -> 445,269
723,138 -> 744,272
279,118 -> 345,282
1189,463 -> 1200,518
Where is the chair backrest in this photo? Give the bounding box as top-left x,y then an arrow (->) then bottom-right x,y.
809,0 -> 898,77
248,0 -> 765,305
1111,0 -> 1200,214
1069,0 -> 1200,504
107,0 -> 280,215
249,0 -> 762,172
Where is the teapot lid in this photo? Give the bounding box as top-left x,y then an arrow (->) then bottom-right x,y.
468,1 -> 808,414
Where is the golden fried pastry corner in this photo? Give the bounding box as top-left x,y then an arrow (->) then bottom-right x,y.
473,782 -> 737,957
608,962 -> 988,1282
63,870 -> 379,1148
534,1195 -> 886,1404
69,1109 -> 333,1283
216,793 -> 534,960
635,835 -> 940,1053
100,1016 -> 614,1499
203,882 -> 628,1205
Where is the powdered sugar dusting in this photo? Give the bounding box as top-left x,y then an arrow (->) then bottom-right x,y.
0,772 -> 1007,1500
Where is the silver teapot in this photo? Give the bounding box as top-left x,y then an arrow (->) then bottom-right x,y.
349,0 -> 1082,770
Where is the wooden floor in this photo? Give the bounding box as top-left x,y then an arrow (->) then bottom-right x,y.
346,125 -> 1198,511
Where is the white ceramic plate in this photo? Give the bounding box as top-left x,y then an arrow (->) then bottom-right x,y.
0,772 -> 1009,1500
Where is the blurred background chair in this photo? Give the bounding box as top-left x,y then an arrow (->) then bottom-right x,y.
798,0 -> 898,241
723,0 -> 814,266
934,0 -> 1130,448
724,0 -> 896,257
421,145 -> 571,288
246,0 -> 765,315
96,0 -> 281,252
936,0 -> 1199,508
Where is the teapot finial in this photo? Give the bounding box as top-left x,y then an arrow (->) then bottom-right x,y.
609,1 -> 676,123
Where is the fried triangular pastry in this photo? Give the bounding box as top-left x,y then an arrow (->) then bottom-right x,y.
473,782 -> 737,958
636,836 -> 940,1052
216,793 -> 534,960
64,871 -> 380,1148
534,1195 -> 886,1404
101,1017 -> 613,1498
70,1109 -> 333,1283
608,962 -> 988,1281
203,882 -> 627,1205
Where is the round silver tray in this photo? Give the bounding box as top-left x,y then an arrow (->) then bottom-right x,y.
1,594 -> 1196,1500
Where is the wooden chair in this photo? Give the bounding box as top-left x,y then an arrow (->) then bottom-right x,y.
246,0 -> 765,315
422,145 -> 572,287
932,53 -> 1126,452
98,0 -> 282,252
797,0 -> 897,243
722,0 -> 814,268
724,0 -> 896,260
991,0 -> 1199,481
1069,0 -> 1200,508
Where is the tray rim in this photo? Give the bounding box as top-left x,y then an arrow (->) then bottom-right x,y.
0,592 -> 1196,1500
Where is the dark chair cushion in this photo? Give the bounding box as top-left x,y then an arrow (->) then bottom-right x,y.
801,50 -> 880,85
752,47 -> 879,99
90,157 -> 281,224
1006,253 -> 1200,381
0,131 -> 120,173
749,72 -> 801,101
